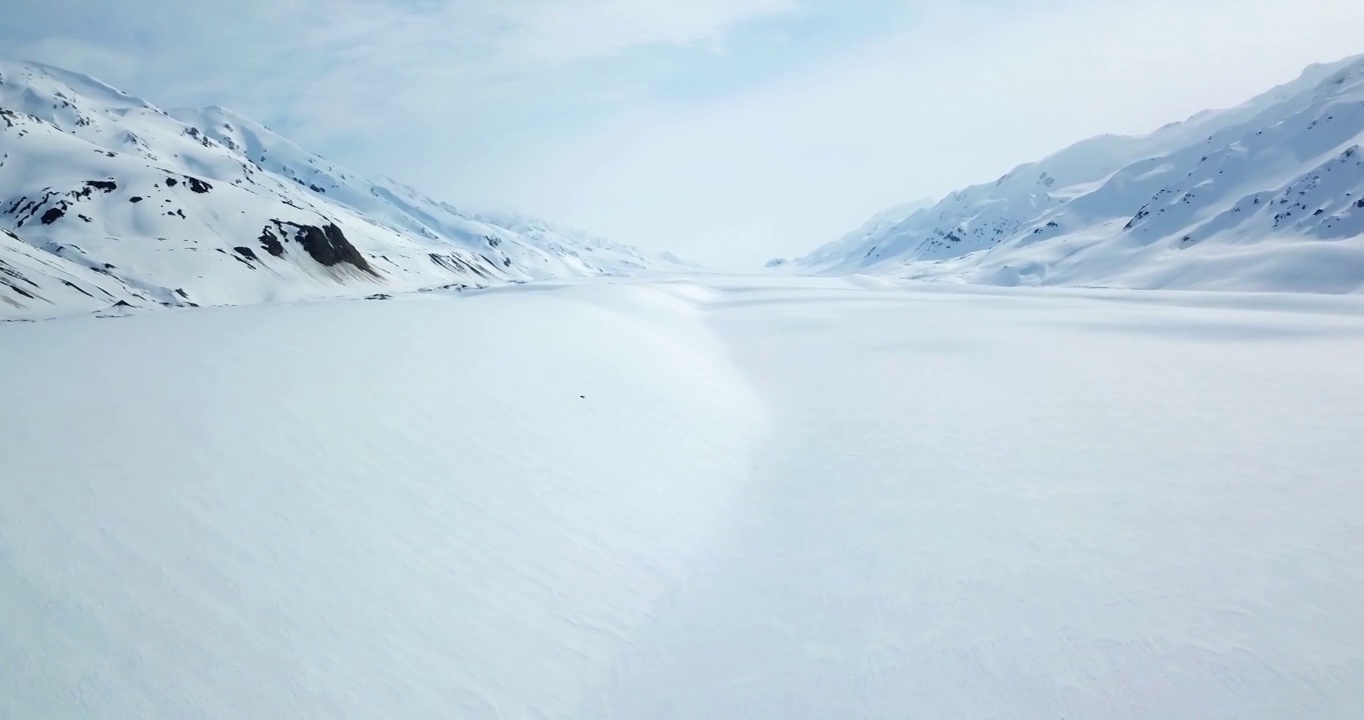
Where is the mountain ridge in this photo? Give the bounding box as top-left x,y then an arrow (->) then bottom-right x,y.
796,54 -> 1364,293
0,58 -> 673,319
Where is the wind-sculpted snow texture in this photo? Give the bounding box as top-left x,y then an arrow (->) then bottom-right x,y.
801,56 -> 1364,292
0,60 -> 669,319
3,276 -> 1363,718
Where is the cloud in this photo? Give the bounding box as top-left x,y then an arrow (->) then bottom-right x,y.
3,0 -> 799,183
484,0 -> 1364,267
493,0 -> 797,63
4,0 -> 794,98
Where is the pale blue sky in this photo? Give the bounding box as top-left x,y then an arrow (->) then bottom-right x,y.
5,0 -> 1363,266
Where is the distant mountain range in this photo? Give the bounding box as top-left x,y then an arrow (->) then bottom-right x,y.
0,59 -> 676,319
795,55 -> 1364,293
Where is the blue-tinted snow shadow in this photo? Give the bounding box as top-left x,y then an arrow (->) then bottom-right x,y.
1067,318 -> 1364,343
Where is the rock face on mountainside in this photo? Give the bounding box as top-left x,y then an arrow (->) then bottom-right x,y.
0,59 -> 670,318
797,56 -> 1364,292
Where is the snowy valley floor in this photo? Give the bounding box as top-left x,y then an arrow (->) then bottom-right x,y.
3,276 -> 1364,718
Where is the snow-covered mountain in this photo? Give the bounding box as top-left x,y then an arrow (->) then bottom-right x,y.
797,197 -> 935,270
0,59 -> 671,319
798,56 -> 1364,292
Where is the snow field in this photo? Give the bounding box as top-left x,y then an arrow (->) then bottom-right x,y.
0,282 -> 765,718
3,276 -> 1363,718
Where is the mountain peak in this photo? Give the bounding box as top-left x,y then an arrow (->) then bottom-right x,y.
0,56 -> 672,319
798,54 -> 1364,293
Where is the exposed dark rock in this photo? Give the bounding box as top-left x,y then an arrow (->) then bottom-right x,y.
85,179 -> 117,192
418,282 -> 469,293
258,226 -> 285,257
185,177 -> 212,193
3,281 -> 35,299
129,196 -> 143,203
40,207 -> 66,224
61,280 -> 95,298
291,222 -> 373,273
165,177 -> 178,187
428,252 -> 495,279
366,293 -> 393,300
253,220 -> 372,273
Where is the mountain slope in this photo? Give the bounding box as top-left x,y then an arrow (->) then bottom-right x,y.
798,56 -> 1364,292
797,197 -> 935,269
0,59 -> 667,318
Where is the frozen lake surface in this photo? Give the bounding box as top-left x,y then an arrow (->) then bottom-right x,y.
3,276 -> 1363,718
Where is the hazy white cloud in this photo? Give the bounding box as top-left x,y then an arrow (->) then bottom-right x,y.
4,0 -> 795,179
5,0 -> 793,115
493,0 -> 797,62
4,0 -> 1362,267
487,0 -> 1364,266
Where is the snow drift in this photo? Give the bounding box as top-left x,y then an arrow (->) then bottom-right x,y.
3,277 -> 1363,717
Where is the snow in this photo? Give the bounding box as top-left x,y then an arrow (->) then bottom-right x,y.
1,59 -> 676,320
4,276 -> 1363,718
4,42 -> 1363,720
798,196 -> 936,269
798,55 -> 1364,293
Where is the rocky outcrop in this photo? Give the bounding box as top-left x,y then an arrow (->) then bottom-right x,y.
258,220 -> 374,274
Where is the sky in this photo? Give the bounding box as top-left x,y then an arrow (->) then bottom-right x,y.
5,0 -> 1364,267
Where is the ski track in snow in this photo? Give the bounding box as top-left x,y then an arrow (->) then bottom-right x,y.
3,276 -> 1364,718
